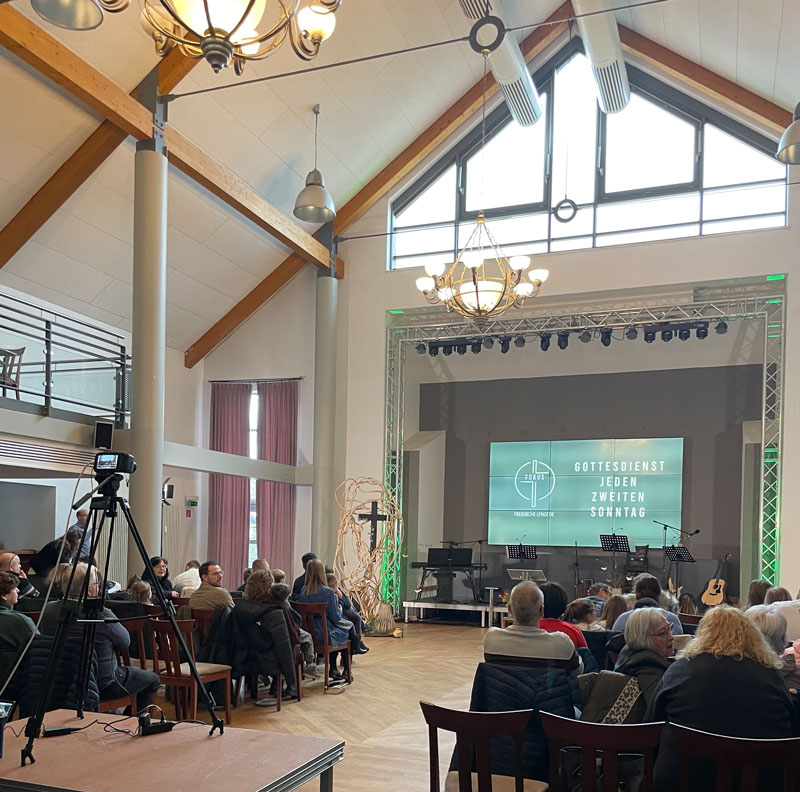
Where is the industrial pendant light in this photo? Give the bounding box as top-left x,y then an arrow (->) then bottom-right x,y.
777,102 -> 800,164
293,104 -> 336,223
30,0 -> 128,31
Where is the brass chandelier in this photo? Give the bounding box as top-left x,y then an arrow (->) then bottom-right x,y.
415,30 -> 548,322
142,0 -> 342,74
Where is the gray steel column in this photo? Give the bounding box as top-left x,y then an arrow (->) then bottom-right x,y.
128,144 -> 167,573
311,268 -> 338,560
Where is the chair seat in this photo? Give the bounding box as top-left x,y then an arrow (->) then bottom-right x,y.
179,661 -> 231,676
444,772 -> 548,792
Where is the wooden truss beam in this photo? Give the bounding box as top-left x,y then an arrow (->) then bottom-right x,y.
0,4 -> 329,268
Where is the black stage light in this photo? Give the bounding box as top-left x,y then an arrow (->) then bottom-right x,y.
540,333 -> 551,351
500,337 -> 511,354
557,331 -> 569,350
429,345 -> 439,357
514,335 -> 526,348
678,327 -> 691,341
456,342 -> 467,355
483,337 -> 495,350
625,327 -> 638,341
716,321 -> 728,335
600,328 -> 612,347
661,329 -> 673,342
415,343 -> 426,355
644,329 -> 656,344
471,341 -> 481,354
442,344 -> 453,356
579,330 -> 591,343
696,323 -> 709,340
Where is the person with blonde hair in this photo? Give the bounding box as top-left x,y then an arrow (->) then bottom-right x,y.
597,594 -> 628,630
647,605 -> 797,792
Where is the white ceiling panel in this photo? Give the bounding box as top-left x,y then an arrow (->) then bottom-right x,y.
164,302 -> 215,344
697,0 -> 739,84
167,177 -> 229,244
92,278 -> 133,320
662,0 -> 702,63
736,9 -> 780,98
204,220 -> 290,281
166,269 -> 235,320
64,180 -> 135,247
0,177 -> 32,228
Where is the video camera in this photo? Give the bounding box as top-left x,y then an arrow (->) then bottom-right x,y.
93,452 -> 136,475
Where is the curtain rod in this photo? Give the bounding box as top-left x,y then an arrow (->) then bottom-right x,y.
209,377 -> 304,384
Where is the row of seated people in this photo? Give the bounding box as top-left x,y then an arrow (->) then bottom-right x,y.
474,577 -> 800,790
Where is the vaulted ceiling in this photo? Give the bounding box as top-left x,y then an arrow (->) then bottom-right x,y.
0,0 -> 796,351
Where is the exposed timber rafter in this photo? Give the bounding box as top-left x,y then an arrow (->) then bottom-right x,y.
0,4 -> 329,269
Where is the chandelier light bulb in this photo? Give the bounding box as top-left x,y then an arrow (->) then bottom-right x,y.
459,279 -> 503,313
513,282 -> 534,297
297,3 -> 337,41
461,250 -> 484,269
424,260 -> 446,277
437,287 -> 455,301
529,268 -> 549,283
508,255 -> 530,271
171,0 -> 267,37
415,276 -> 435,293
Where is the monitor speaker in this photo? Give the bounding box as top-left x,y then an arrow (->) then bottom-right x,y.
94,421 -> 114,450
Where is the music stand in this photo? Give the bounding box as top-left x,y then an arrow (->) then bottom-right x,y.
664,545 -> 695,594
599,534 -> 630,589
506,544 -> 537,560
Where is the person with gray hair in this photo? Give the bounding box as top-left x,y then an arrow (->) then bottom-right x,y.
746,604 -> 800,691
483,581 -> 580,671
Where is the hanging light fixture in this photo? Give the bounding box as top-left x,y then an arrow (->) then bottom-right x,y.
293,103 -> 336,223
30,0 -> 128,31
141,0 -> 341,74
777,102 -> 800,164
415,43 -> 548,323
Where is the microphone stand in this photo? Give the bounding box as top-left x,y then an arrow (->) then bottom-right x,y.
462,538 -> 486,601
573,541 -> 580,598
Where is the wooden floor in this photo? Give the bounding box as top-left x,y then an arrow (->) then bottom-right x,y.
163,623 -> 485,791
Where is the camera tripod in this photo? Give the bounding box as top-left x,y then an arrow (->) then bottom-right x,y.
21,470 -> 224,766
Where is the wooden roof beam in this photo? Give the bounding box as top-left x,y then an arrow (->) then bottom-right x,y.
183,3 -> 573,367
0,48 -> 197,270
0,4 -> 329,268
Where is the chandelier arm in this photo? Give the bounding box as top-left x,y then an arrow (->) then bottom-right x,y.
289,24 -> 320,61
239,30 -> 290,60
202,0 -> 213,37
225,0 -> 259,43
98,0 -> 129,12
154,2 -> 201,39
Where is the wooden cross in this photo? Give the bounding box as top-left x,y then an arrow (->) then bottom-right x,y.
357,501 -> 387,552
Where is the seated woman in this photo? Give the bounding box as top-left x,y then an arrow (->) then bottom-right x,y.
327,572 -> 368,653
765,586 -> 793,604
747,578 -> 772,607
294,559 -> 357,683
580,607 -> 674,723
141,557 -> 177,600
597,594 -> 628,630
563,598 -> 604,632
269,581 -> 319,679
647,605 -> 798,792
0,571 -> 38,687
538,582 -> 588,649
233,569 -> 298,702
747,604 -> 800,692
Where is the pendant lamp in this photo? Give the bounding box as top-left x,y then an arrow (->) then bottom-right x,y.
293,104 -> 336,223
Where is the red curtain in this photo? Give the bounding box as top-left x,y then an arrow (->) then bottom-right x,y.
256,380 -> 298,572
208,382 -> 251,583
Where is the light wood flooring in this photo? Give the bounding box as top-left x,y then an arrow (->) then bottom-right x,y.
162,622 -> 486,791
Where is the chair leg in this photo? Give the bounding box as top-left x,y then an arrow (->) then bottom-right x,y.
343,647 -> 352,683
296,658 -> 303,702
276,674 -> 282,713
323,652 -> 330,690
233,676 -> 242,707
224,674 -> 231,725
190,683 -> 198,721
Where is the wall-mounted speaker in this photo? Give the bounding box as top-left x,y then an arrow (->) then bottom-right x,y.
94,421 -> 114,450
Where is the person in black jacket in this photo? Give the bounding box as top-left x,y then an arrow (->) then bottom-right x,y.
291,552 -> 316,597
233,570 -> 298,702
646,605 -> 798,792
142,556 -> 177,600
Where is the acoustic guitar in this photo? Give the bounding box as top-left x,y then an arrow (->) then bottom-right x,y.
700,554 -> 731,607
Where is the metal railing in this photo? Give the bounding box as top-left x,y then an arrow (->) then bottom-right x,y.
0,290 -> 130,425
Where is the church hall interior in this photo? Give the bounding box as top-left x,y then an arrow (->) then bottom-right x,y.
2,0 -> 800,789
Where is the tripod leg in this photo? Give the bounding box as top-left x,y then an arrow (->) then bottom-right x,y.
119,500 -> 224,735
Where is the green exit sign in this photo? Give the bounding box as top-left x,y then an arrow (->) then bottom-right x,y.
186,498 -> 198,508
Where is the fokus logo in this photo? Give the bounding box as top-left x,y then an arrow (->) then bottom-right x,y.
514,459 -> 556,507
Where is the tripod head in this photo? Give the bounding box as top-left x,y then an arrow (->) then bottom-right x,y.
95,471 -> 124,498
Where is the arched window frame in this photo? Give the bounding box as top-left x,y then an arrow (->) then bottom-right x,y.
389,37 -> 786,270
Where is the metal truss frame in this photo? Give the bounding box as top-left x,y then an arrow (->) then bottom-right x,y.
383,294 -> 786,608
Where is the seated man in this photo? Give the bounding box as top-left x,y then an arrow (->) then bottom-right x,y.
611,574 -> 683,635
587,582 -> 612,617
484,581 -> 580,673
172,559 -> 201,596
291,552 -> 316,596
39,563 -> 160,713
0,571 -> 38,685
189,561 -> 235,610
0,552 -> 40,599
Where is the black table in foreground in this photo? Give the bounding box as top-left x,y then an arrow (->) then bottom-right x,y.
0,710 -> 344,792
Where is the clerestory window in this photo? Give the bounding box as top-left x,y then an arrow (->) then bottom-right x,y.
389,41 -> 786,271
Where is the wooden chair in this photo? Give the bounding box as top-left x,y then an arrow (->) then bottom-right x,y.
191,608 -> 216,644
293,601 -> 352,690
540,711 -> 664,792
150,618 -> 231,724
173,597 -> 191,608
119,617 -> 149,670
419,700 -> 547,792
679,613 -> 701,626
0,347 -> 24,399
144,604 -> 164,617
98,693 -> 138,716
24,611 -> 42,625
671,723 -> 800,792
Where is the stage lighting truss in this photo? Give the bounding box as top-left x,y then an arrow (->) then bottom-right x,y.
384,292 -> 787,607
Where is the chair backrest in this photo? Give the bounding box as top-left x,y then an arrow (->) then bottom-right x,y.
191,608 -> 216,644
121,617 -> 149,670
420,700 -> 533,792
173,597 -> 191,608
679,613 -> 702,626
0,347 -> 24,386
671,723 -> 800,792
144,604 -> 164,617
293,601 -> 334,652
540,711 -> 664,792
150,618 -> 195,677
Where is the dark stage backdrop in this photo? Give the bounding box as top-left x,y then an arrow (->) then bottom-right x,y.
417,365 -> 763,601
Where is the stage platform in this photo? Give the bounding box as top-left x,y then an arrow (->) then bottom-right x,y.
402,599 -> 509,627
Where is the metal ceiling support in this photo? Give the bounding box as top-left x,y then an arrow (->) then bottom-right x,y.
383,293 -> 786,605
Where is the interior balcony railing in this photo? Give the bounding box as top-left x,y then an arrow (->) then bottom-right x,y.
0,290 -> 130,427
